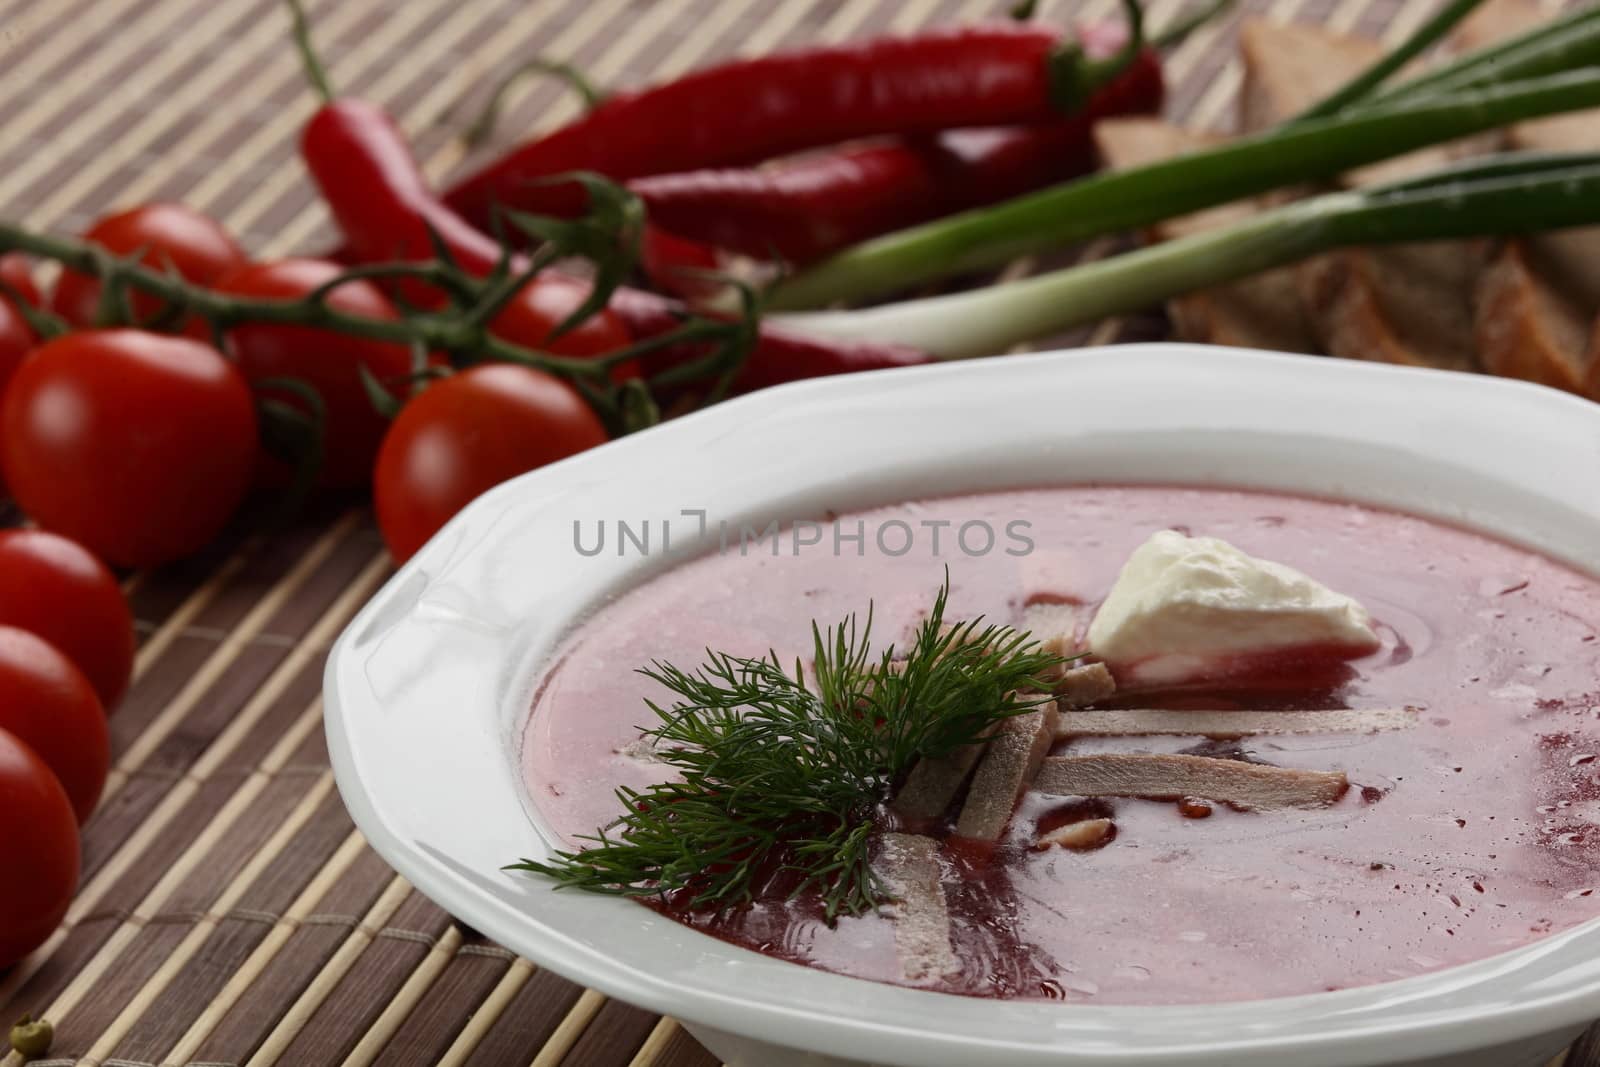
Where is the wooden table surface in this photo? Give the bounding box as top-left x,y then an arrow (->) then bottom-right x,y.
0,0 -> 1594,1064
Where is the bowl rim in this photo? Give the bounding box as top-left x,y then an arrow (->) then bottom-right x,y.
324,344 -> 1600,1067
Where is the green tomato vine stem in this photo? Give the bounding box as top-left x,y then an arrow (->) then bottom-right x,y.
0,220 -> 615,381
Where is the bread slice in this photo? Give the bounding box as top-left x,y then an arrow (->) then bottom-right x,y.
1298,244 -> 1485,372
1237,19 -> 1383,132
1236,20 -> 1480,368
1501,111 -> 1600,394
1463,9 -> 1600,396
1476,239 -> 1594,392
1351,0 -> 1528,189
1237,17 -> 1512,373
1435,0 -> 1600,393
1237,17 -> 1482,185
1451,0 -> 1549,53
1092,119 -> 1318,352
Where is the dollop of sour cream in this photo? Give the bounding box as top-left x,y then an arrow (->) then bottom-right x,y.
1086,530 -> 1381,683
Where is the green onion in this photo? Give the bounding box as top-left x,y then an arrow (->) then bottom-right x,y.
1365,148 -> 1600,191
1294,0 -> 1489,122
1358,2 -> 1600,107
770,153 -> 1600,358
765,70 -> 1600,310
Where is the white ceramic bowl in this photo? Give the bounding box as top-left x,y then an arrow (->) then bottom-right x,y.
324,344 -> 1600,1067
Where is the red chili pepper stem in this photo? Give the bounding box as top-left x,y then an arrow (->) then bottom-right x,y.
1048,0 -> 1145,110
285,0 -> 335,104
457,58 -> 607,148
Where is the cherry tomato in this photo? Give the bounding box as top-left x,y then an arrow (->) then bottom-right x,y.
0,330 -> 258,568
491,277 -> 637,382
50,203 -> 246,328
214,258 -> 412,488
374,364 -> 609,562
0,253 -> 40,309
0,627 -> 108,824
0,725 -> 79,969
0,254 -> 39,375
0,529 -> 136,710
0,258 -> 38,471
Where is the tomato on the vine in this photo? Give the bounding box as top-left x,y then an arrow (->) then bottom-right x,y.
0,254 -> 39,414
491,277 -> 637,381
214,258 -> 413,488
0,330 -> 258,568
0,725 -> 79,969
50,203 -> 246,328
0,627 -> 109,824
0,529 -> 136,710
374,364 -> 609,562
0,253 -> 40,309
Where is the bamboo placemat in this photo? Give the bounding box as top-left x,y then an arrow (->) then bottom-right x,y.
0,0 -> 1593,1064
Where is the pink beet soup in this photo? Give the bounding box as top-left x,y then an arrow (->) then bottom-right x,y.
522,486 -> 1600,1004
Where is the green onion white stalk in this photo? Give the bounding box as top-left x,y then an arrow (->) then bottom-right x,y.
771,153 -> 1600,358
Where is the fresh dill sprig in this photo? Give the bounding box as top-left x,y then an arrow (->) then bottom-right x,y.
509,574 -> 1069,921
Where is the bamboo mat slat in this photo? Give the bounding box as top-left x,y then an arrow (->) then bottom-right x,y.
0,0 -> 1595,1064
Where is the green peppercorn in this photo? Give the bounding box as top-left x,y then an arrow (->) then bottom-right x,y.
9,1014 -> 54,1060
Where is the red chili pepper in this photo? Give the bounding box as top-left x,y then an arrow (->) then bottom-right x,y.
303,98 -> 506,280
300,101 -> 927,389
638,224 -> 722,302
630,24 -> 1163,264
603,283 -> 928,392
442,8 -> 1141,229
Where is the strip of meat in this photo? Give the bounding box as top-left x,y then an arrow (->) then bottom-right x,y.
872,832 -> 958,983
1092,118 -> 1317,352
890,607 -> 1095,823
1035,753 -> 1349,810
1052,662 -> 1117,709
891,727 -> 994,823
955,700 -> 1060,840
1055,706 -> 1417,739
